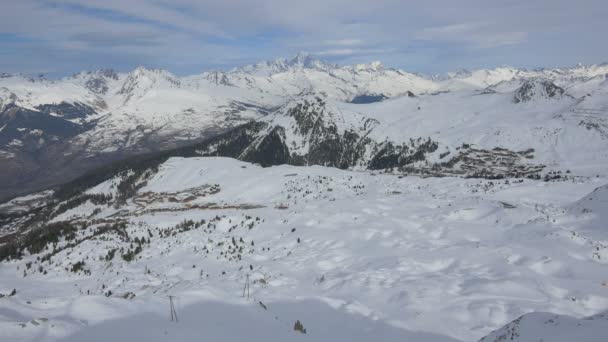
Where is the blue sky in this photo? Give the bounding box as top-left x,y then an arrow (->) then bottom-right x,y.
1,0 -> 607,77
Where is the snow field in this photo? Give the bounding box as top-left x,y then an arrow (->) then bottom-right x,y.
1,157 -> 607,341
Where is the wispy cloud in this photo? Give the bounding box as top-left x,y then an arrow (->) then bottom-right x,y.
416,22 -> 527,48
68,31 -> 162,48
315,49 -> 355,56
323,39 -> 363,47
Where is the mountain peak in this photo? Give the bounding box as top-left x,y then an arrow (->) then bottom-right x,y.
233,53 -> 337,76
72,68 -> 119,80
116,66 -> 180,98
288,52 -> 312,64
447,68 -> 472,78
513,78 -> 565,103
285,52 -> 328,69
351,61 -> 385,72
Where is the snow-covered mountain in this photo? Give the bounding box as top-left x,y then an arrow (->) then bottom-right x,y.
1,54 -> 608,201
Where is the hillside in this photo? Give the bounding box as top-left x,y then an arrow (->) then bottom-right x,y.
1,156 -> 607,341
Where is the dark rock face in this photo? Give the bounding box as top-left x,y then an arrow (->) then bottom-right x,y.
85,78 -> 109,94
192,121 -> 266,159
76,69 -> 119,94
194,96 -> 440,171
242,126 -> 290,166
196,122 -> 438,170
36,102 -> 97,121
514,79 -> 565,103
205,71 -> 233,86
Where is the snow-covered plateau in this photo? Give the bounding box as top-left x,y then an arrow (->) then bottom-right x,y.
1,156 -> 608,341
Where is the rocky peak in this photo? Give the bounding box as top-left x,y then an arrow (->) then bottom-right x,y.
446,68 -> 472,79
69,69 -> 120,95
204,71 -> 233,86
96,69 -> 119,80
85,78 -> 109,95
286,52 -> 335,71
117,66 -> 180,97
283,95 -> 330,136
233,53 -> 337,76
513,78 -> 565,103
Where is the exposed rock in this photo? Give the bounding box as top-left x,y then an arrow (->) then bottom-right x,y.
36,102 -> 98,120
514,79 -> 565,103
195,95 -> 440,171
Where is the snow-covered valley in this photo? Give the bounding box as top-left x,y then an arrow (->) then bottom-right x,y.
1,156 -> 607,341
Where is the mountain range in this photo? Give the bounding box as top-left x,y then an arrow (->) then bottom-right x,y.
1,53 -> 608,201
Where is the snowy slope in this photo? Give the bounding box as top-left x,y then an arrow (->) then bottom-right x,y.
1,157 -> 608,341
480,310 -> 608,342
562,184 -> 608,242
